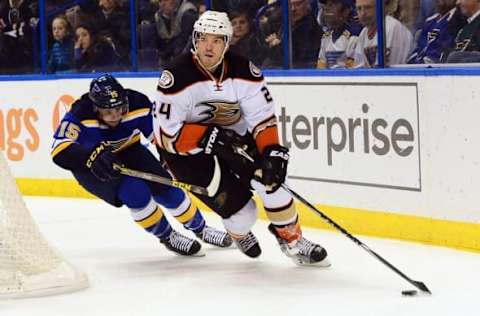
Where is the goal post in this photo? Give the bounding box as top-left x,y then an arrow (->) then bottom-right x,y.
0,152 -> 88,299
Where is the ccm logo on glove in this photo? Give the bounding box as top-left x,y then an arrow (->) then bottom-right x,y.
86,143 -> 106,168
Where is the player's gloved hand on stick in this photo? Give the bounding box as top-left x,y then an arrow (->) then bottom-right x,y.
199,125 -> 244,157
260,144 -> 289,193
85,142 -> 122,182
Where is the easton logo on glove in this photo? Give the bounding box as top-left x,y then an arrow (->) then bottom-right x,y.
204,126 -> 220,154
261,144 -> 290,193
268,149 -> 289,161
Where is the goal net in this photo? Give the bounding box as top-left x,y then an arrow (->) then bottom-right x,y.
0,152 -> 88,299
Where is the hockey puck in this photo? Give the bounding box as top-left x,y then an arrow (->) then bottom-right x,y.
401,290 -> 418,296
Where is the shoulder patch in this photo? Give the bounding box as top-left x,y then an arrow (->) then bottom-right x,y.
158,70 -> 175,89
249,61 -> 262,78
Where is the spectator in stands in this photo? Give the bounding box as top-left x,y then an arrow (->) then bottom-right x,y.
64,0 -> 130,64
229,8 -> 265,65
385,0 -> 420,33
446,0 -> 480,63
46,0 -> 64,13
92,0 -> 130,59
414,0 -> 438,31
74,23 -> 120,72
349,0 -> 413,67
0,0 -> 37,73
153,0 -> 198,67
138,0 -> 159,23
408,0 -> 465,64
212,0 -> 266,18
316,0 -> 362,69
261,0 -> 322,68
47,16 -> 74,73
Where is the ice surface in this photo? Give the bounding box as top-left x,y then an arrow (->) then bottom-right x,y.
3,197 -> 479,316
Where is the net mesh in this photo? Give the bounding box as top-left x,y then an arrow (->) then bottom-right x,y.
0,152 -> 88,298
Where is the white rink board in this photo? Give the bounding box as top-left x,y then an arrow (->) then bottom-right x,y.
271,82 -> 420,190
0,75 -> 479,223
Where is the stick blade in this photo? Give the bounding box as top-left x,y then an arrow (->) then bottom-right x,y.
412,280 -> 432,294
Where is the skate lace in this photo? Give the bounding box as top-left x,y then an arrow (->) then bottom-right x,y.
201,226 -> 226,246
296,237 -> 319,257
169,231 -> 195,253
237,232 -> 257,251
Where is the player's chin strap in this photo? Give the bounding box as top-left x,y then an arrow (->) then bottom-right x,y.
112,155 -> 221,197
232,146 -> 432,295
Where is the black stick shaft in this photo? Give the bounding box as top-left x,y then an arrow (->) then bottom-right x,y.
282,183 -> 431,294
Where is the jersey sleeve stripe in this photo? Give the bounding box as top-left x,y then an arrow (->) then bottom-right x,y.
123,108 -> 150,122
158,127 -> 179,154
252,115 -> 277,139
51,141 -> 74,158
115,133 -> 141,152
175,124 -> 208,154
81,119 -> 99,128
255,126 -> 280,154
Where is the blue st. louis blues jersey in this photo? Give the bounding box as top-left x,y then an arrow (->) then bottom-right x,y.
51,89 -> 154,171
408,8 -> 461,64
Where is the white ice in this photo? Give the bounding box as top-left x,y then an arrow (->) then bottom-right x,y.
3,196 -> 480,316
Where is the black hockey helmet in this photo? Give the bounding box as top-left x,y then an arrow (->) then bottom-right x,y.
88,74 -> 128,109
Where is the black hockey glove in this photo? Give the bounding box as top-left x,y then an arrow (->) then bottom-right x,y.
260,144 -> 289,193
85,142 -> 122,182
198,125 -> 245,157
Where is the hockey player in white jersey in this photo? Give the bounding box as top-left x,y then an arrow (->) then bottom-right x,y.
350,0 -> 413,67
153,10 -> 330,266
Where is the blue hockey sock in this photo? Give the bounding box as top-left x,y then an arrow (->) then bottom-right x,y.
183,210 -> 206,234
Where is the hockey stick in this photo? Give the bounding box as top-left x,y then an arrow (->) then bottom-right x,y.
233,146 -> 431,295
281,184 -> 431,294
112,156 -> 221,197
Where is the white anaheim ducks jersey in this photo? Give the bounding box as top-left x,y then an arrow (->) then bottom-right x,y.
153,51 -> 278,155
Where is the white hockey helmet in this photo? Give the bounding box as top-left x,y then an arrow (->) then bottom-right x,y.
192,10 -> 233,52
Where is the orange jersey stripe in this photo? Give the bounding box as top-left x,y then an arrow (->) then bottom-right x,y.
175,124 -> 208,153
255,126 -> 279,154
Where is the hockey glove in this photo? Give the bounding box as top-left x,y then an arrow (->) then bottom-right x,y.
85,142 -> 122,182
261,144 -> 289,193
198,125 -> 245,157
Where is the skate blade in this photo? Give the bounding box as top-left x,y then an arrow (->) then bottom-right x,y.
192,251 -> 206,257
293,257 -> 332,267
172,250 -> 206,257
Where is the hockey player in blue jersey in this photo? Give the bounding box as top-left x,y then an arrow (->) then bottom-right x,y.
51,74 -> 232,256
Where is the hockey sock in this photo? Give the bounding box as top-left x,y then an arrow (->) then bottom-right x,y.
182,209 -> 206,234
154,188 -> 206,234
118,178 -> 174,240
270,216 -> 301,243
130,198 -> 172,240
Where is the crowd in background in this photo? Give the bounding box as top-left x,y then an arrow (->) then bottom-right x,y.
1,0 -> 480,74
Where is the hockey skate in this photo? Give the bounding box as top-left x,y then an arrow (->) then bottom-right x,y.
268,224 -> 330,267
196,225 -> 233,248
232,231 -> 261,258
160,230 -> 203,256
